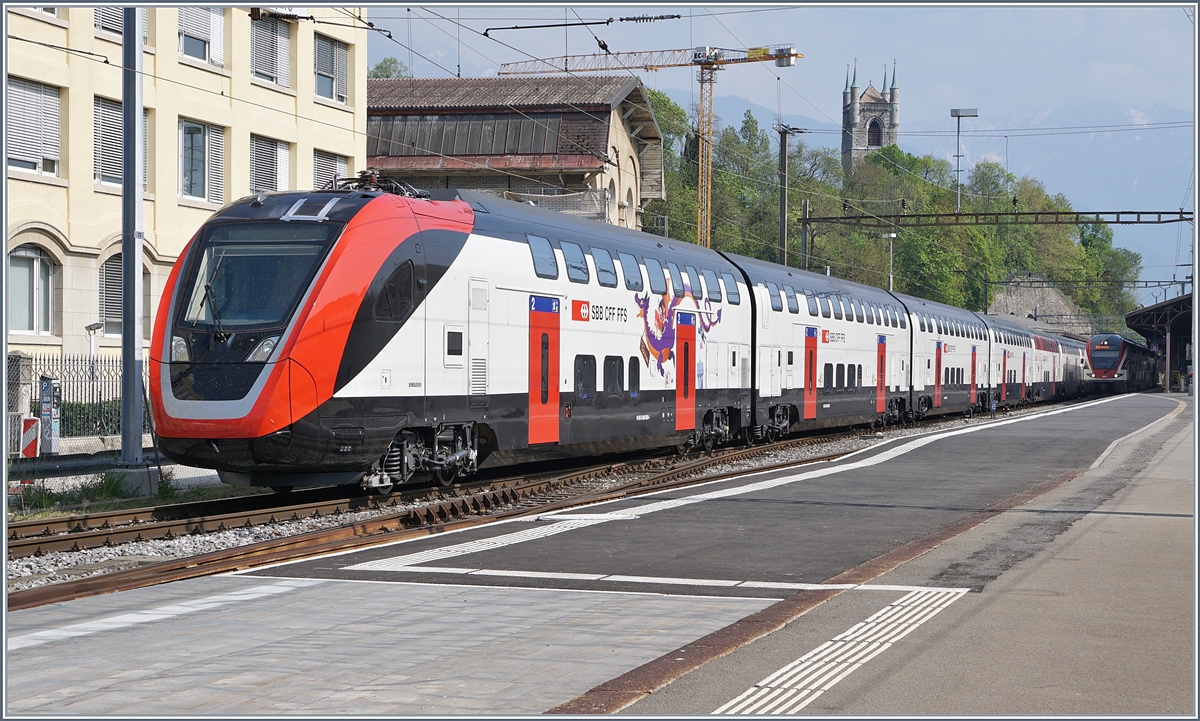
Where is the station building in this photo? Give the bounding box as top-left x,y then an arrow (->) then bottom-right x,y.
365,75 -> 664,230
5,7 -> 368,359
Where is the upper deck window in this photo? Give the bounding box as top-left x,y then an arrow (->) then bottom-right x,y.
527,235 -> 558,279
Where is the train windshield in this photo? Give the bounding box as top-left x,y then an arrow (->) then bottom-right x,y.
1089,348 -> 1120,369
178,221 -> 342,332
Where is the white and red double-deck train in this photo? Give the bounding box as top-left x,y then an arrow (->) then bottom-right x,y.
149,177 -> 1088,492
1083,333 -> 1157,394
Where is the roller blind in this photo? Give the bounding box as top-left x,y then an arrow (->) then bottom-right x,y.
251,16 -> 290,87
178,7 -> 223,67
94,7 -> 147,42
250,134 -> 288,192
314,33 -> 348,103
94,97 -> 147,188
313,149 -> 347,189
6,77 -> 60,169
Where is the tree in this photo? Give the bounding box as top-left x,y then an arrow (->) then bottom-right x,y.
368,57 -> 410,79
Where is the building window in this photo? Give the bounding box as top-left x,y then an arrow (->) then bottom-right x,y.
249,134 -> 289,192
313,149 -> 347,190
6,76 -> 60,176
178,7 -> 224,66
8,245 -> 55,334
99,254 -> 123,335
314,33 -> 348,103
251,15 -> 290,87
94,97 -> 148,188
867,118 -> 883,147
95,7 -> 147,42
179,119 -> 225,203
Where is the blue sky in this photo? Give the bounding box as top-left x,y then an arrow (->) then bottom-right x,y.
364,5 -> 1196,304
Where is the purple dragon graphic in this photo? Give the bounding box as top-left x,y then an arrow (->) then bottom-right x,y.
634,276 -> 722,379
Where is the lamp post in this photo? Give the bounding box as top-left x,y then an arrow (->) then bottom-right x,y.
882,232 -> 897,291
950,108 -> 977,214
773,123 -> 806,265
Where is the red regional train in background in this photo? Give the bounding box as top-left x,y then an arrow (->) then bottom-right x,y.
150,175 -> 1091,493
1083,333 -> 1158,394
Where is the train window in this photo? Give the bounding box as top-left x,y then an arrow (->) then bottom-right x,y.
592,247 -> 618,288
721,272 -> 741,304
879,306 -> 889,327
919,314 -> 926,332
847,364 -> 856,391
833,295 -> 847,320
644,257 -> 668,295
864,300 -> 875,324
703,269 -> 723,302
823,363 -> 833,393
527,235 -> 558,280
783,285 -> 799,314
603,356 -> 624,399
805,290 -> 819,316
836,363 -> 845,390
788,350 -> 794,365
574,355 -> 596,403
857,364 -> 863,389
766,282 -> 783,312
628,357 -> 640,399
898,309 -> 907,329
685,265 -> 704,299
447,330 -> 463,356
852,298 -> 865,323
373,260 -> 415,322
561,241 -> 590,284
819,295 -> 832,318
666,262 -> 685,298
935,317 -> 942,335
618,252 -> 644,291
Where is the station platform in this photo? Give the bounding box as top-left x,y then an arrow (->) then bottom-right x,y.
5,393 -> 1193,715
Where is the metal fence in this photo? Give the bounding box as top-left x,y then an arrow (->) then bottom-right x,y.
6,353 -> 151,457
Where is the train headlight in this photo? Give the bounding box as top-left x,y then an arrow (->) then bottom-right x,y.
246,335 -> 280,362
171,335 -> 189,362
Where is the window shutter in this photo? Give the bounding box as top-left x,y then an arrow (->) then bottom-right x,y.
275,19 -> 291,87
336,153 -> 348,178
335,40 -> 348,103
276,140 -> 289,190
208,8 -> 224,66
143,109 -> 149,190
94,96 -> 123,183
207,124 -> 224,203
313,149 -> 334,189
314,34 -> 334,76
6,78 -> 41,166
178,7 -> 209,42
100,254 -> 123,328
250,134 -> 277,192
94,7 -> 122,33
251,19 -> 277,81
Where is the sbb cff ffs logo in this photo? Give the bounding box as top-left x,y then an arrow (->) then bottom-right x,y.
572,300 -> 590,321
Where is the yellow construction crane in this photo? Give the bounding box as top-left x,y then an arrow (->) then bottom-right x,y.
499,45 -> 802,248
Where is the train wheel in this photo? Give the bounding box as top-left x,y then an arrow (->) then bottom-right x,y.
434,469 -> 456,488
741,428 -> 756,447
372,482 -> 394,496
702,434 -> 716,452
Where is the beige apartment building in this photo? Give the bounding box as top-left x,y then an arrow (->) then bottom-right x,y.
5,6 -> 368,358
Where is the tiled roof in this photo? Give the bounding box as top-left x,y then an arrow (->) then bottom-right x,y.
859,84 -> 889,104
368,76 -> 640,112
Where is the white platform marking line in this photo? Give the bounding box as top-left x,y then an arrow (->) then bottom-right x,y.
7,579 -> 323,651
351,396 -> 1130,573
713,588 -> 967,715
1090,397 -> 1186,469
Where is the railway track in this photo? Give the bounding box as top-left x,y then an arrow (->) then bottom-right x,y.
6,429 -> 865,611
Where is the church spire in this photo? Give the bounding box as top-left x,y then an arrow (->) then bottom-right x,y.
882,67 -> 888,93
851,58 -> 857,88
890,59 -> 897,89
844,65 -> 850,92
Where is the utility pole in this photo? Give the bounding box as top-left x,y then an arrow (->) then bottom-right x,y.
800,199 -> 810,270
773,124 -> 804,265
951,108 -> 977,214
882,233 -> 897,291
121,7 -> 144,467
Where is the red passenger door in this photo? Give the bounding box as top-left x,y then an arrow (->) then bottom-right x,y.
1021,352 -> 1027,399
934,341 -> 943,408
804,327 -> 818,419
875,334 -> 886,413
1001,351 -> 1008,401
969,346 -> 977,405
675,312 -> 696,431
528,295 -> 560,445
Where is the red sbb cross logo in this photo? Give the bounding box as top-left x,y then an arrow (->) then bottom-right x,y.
572,300 -> 591,322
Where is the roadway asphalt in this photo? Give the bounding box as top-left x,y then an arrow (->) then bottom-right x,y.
5,392 -> 1192,715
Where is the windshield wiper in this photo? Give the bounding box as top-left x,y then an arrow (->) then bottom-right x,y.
202,281 -> 229,342
199,250 -> 230,342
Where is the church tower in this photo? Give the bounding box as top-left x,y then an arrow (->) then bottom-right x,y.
842,60 -> 900,178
